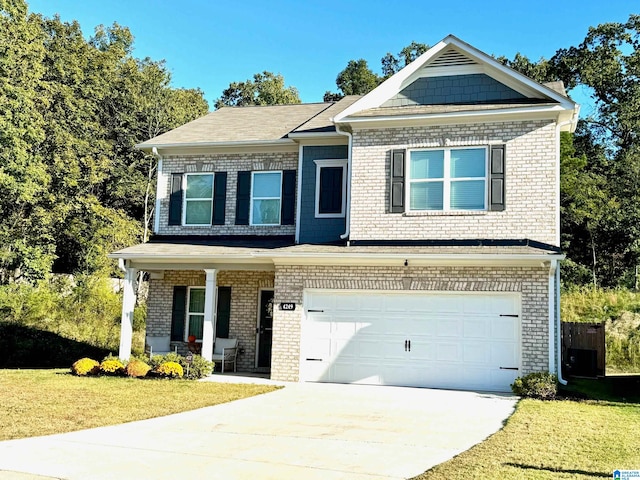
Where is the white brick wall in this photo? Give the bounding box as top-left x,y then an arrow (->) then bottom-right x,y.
349,121 -> 558,245
271,264 -> 550,382
147,269 -> 274,370
157,152 -> 298,236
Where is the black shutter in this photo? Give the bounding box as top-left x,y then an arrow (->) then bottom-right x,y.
170,286 -> 187,341
490,145 -> 505,211
390,149 -> 406,213
213,172 -> 227,225
168,174 -> 183,225
235,171 -> 251,225
216,287 -> 232,338
281,170 -> 296,225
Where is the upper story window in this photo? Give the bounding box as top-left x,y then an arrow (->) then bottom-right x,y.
408,147 -> 487,211
251,171 -> 282,225
314,159 -> 347,218
184,173 -> 214,225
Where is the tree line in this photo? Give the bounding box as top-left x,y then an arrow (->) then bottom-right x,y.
2,0 -> 638,288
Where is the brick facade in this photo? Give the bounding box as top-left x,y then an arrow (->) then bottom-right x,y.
349,121 -> 558,246
146,269 -> 274,370
157,151 -> 298,236
271,264 -> 550,382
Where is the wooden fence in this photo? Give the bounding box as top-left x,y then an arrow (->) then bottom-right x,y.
561,322 -> 606,377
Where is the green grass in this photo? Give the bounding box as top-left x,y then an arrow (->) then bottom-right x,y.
412,396 -> 640,479
562,287 -> 640,373
0,369 -> 279,441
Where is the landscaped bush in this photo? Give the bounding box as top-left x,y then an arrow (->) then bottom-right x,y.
125,359 -> 151,378
183,355 -> 214,380
71,357 -> 100,376
154,361 -> 184,378
99,355 -> 125,375
511,372 -> 558,400
149,352 -> 214,379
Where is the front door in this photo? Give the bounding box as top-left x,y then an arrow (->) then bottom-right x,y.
257,289 -> 274,370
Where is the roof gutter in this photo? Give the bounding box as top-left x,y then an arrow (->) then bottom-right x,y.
335,124 -> 352,241
135,138 -> 296,151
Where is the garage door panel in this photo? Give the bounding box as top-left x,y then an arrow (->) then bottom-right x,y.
463,317 -> 490,338
301,291 -> 521,392
437,316 -> 463,337
491,317 -> 519,339
463,343 -> 491,364
491,342 -> 519,366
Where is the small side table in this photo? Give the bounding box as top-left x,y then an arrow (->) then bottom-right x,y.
187,342 -> 202,355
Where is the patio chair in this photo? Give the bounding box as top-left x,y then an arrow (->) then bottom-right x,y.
145,335 -> 177,358
211,338 -> 238,373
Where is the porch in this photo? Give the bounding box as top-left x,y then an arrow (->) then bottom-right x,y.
110,241 -> 283,373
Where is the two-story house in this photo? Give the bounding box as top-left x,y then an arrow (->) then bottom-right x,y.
111,35 -> 579,392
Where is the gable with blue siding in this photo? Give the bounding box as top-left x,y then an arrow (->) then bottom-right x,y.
299,145 -> 348,244
382,74 -> 526,107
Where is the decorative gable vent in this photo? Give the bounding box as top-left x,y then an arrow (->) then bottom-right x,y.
427,48 -> 478,68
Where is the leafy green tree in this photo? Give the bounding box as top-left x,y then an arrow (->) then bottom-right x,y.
0,0 -> 54,282
215,71 -> 300,109
381,41 -> 429,78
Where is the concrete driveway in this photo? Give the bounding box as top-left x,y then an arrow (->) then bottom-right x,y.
0,381 -> 516,480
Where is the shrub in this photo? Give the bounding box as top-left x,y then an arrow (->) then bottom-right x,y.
71,357 -> 99,376
148,352 -> 182,370
155,361 -> 183,378
511,372 -> 558,400
99,355 -> 125,375
183,355 -> 214,380
125,359 -> 151,378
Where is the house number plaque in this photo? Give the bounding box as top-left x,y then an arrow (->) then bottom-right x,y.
279,302 -> 296,311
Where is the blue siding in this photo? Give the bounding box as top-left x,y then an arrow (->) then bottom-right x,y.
299,145 -> 347,244
383,74 -> 526,107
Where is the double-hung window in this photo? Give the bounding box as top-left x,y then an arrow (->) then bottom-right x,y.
314,159 -> 347,218
184,173 -> 214,225
186,287 -> 205,341
251,171 -> 282,225
409,147 -> 487,211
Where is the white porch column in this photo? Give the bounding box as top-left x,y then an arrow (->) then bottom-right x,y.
202,269 -> 218,361
118,264 -> 138,361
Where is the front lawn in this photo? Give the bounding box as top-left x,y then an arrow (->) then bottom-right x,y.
413,396 -> 640,479
0,369 -> 279,441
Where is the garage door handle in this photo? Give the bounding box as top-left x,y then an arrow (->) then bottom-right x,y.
404,340 -> 408,351
306,358 -> 322,361
499,367 -> 519,370
500,314 -> 519,318
307,309 -> 324,313
408,340 -> 411,351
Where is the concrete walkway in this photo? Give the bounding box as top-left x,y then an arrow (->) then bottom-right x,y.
0,381 -> 516,480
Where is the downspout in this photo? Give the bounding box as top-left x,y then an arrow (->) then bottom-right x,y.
555,118 -> 573,385
151,147 -> 163,236
548,260 -> 557,377
335,124 -> 352,242
556,259 -> 567,385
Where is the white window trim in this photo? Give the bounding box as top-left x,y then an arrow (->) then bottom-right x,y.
406,146 -> 488,212
182,173 -> 214,227
314,159 -> 347,218
185,286 -> 205,342
250,170 -> 282,226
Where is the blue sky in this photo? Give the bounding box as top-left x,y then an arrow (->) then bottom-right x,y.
28,1 -> 633,113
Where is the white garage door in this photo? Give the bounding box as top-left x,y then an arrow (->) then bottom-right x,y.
300,291 -> 521,392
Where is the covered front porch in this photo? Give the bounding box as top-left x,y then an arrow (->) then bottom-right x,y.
110,241 -> 280,372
